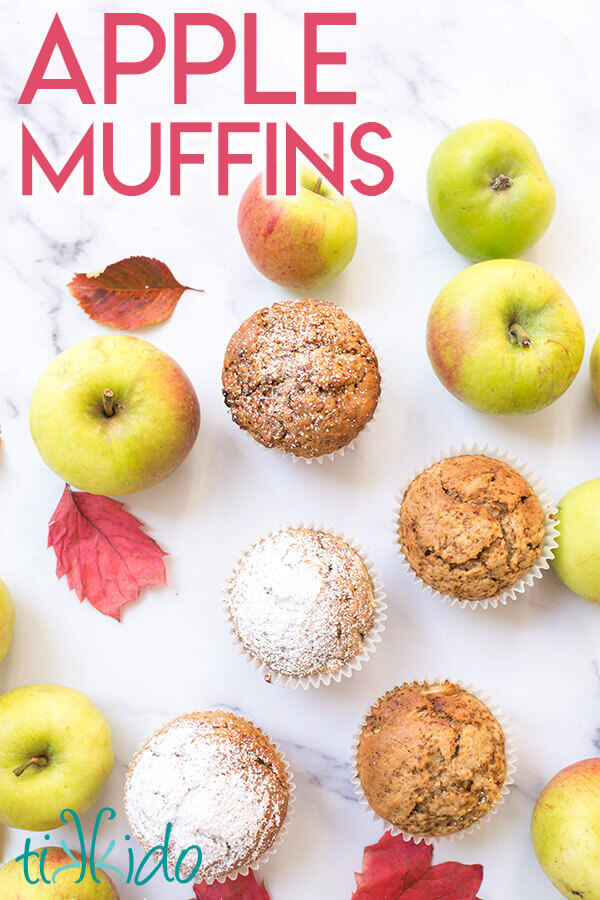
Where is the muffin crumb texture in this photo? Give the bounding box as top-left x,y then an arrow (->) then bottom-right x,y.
398,454 -> 546,600
124,711 -> 289,881
357,681 -> 507,836
226,527 -> 376,679
222,298 -> 381,457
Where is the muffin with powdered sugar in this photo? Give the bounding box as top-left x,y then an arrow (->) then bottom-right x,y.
225,526 -> 382,686
124,710 -> 291,882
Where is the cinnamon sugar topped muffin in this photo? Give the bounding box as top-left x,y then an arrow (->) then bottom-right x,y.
225,527 -> 376,681
124,711 -> 290,882
398,454 -> 546,600
356,681 -> 507,837
222,298 -> 380,458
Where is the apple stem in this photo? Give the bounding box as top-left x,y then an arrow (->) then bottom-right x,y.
509,323 -> 532,348
102,389 -> 115,417
491,174 -> 512,191
13,756 -> 48,777
313,175 -> 324,195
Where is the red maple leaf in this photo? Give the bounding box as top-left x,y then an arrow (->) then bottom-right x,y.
352,832 -> 483,900
69,256 -> 201,329
401,861 -> 483,899
192,872 -> 270,899
48,485 -> 167,620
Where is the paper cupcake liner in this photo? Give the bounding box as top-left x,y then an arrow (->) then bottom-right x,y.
124,710 -> 295,887
393,443 -> 559,610
224,521 -> 387,689
349,678 -> 517,845
200,711 -> 296,885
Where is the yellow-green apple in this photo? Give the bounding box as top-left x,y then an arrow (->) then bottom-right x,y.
531,758 -> 600,899
30,335 -> 200,495
590,332 -> 600,403
238,166 -> 357,289
426,260 -> 584,415
0,577 -> 14,662
0,684 -> 114,831
0,846 -> 119,897
427,120 -> 555,260
553,479 -> 600,602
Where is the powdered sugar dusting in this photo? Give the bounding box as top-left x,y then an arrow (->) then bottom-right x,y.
124,712 -> 289,881
226,528 -> 376,678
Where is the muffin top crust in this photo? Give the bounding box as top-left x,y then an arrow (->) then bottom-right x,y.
124,711 -> 289,881
356,681 -> 507,836
226,527 -> 376,679
398,454 -> 546,600
222,298 -> 381,458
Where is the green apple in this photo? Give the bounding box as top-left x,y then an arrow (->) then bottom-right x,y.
30,335 -> 200,495
0,577 -> 14,662
0,684 -> 114,831
590,332 -> 600,403
427,120 -> 556,260
532,758 -> 600,899
238,166 -> 357,289
426,259 -> 584,415
0,846 -> 119,898
553,479 -> 600,602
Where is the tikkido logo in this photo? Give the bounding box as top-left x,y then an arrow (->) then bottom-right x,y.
17,807 -> 203,886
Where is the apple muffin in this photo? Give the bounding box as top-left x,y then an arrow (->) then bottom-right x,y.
124,711 -> 291,882
225,527 -> 378,682
222,298 -> 380,458
356,681 -> 507,837
398,454 -> 546,601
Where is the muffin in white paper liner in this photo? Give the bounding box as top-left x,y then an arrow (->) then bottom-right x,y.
393,443 -> 559,610
349,678 -> 517,845
124,709 -> 295,887
223,522 -> 387,689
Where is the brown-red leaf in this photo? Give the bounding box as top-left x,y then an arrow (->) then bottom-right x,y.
401,862 -> 483,899
354,831 -> 433,897
48,485 -> 167,620
192,872 -> 270,899
69,256 -> 200,329
352,832 -> 483,900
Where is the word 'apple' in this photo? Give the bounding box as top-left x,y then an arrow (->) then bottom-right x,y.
30,334 -> 200,495
238,167 -> 358,290
427,120 -> 555,260
0,846 -> 119,898
426,259 -> 584,415
0,684 -> 114,831
531,758 -> 600,899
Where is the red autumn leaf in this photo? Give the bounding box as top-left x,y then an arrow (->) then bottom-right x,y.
401,862 -> 483,900
354,831 -> 433,897
352,832 -> 483,900
48,485 -> 167,620
192,872 -> 271,899
68,256 -> 201,329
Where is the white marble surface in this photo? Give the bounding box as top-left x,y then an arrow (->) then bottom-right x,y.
1,1 -> 599,897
